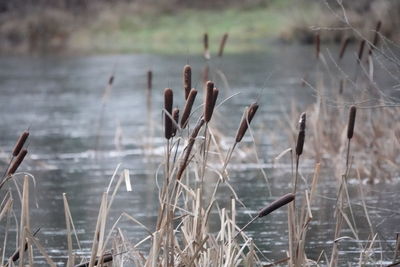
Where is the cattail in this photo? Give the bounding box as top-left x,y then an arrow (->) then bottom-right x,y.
203,33 -> 210,59
357,39 -> 366,63
74,253 -> 113,267
218,33 -> 229,57
235,103 -> 259,143
347,105 -> 357,139
164,88 -> 173,139
147,70 -> 152,91
315,32 -> 320,59
180,88 -> 198,129
204,81 -> 215,122
183,65 -> 191,100
12,131 -> 29,157
172,108 -> 179,137
369,20 -> 382,55
295,130 -> 305,156
258,193 -> 295,218
7,149 -> 28,176
108,75 -> 114,86
212,87 -> 219,112
299,112 -> 306,132
339,37 -> 350,60
339,79 -> 344,94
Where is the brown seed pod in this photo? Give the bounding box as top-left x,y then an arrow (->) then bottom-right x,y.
347,105 -> 357,139
180,88 -> 198,129
12,131 -> 29,157
339,37 -> 350,60
183,65 -> 191,100
258,193 -> 295,218
369,20 -> 382,55
296,130 -> 305,156
172,108 -> 179,137
204,32 -> 209,51
164,88 -> 173,139
7,149 -> 28,176
299,112 -> 306,132
108,75 -> 114,86
204,81 -> 215,122
357,40 -> 366,63
315,32 -> 320,59
147,70 -> 152,91
218,33 -> 229,57
235,103 -> 259,143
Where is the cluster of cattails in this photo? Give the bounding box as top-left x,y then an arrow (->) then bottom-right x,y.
202,32 -> 230,59
6,130 -> 29,177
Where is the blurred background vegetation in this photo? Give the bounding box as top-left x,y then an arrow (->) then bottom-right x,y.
0,0 -> 398,54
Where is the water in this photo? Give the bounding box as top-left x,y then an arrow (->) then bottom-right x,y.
0,45 -> 399,265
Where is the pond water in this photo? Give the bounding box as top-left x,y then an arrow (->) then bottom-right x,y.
0,45 -> 399,266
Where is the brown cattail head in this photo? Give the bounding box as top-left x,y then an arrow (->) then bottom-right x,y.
204,81 -> 215,122
108,75 -> 114,86
339,79 -> 344,94
347,105 -> 357,139
235,102 -> 259,143
164,88 -> 173,139
258,193 -> 295,218
339,37 -> 350,60
12,131 -> 29,157
369,20 -> 382,55
296,130 -> 305,156
147,70 -> 152,91
203,33 -> 210,59
218,33 -> 229,57
180,88 -> 198,129
357,39 -> 366,63
315,32 -> 320,59
172,108 -> 179,137
212,87 -> 219,112
299,112 -> 306,132
183,65 -> 192,100
7,149 -> 28,176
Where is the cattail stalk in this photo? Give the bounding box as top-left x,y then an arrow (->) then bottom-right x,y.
164,88 -> 173,140
183,65 -> 191,100
204,81 -> 215,122
218,33 -> 229,57
180,89 -> 198,129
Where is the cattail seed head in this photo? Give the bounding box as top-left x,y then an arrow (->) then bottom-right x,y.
315,32 -> 320,59
147,70 -> 152,91
299,112 -> 306,132
347,105 -> 357,139
108,75 -> 114,86
235,102 -> 259,143
258,193 -> 295,218
183,65 -> 191,100
369,20 -> 382,55
357,40 -> 366,63
212,87 -> 219,111
164,88 -> 173,139
172,108 -> 179,137
296,130 -> 305,156
180,88 -> 198,129
339,37 -> 350,60
218,33 -> 229,57
12,131 -> 29,157
7,149 -> 28,176
204,81 -> 215,122
203,32 -> 209,51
